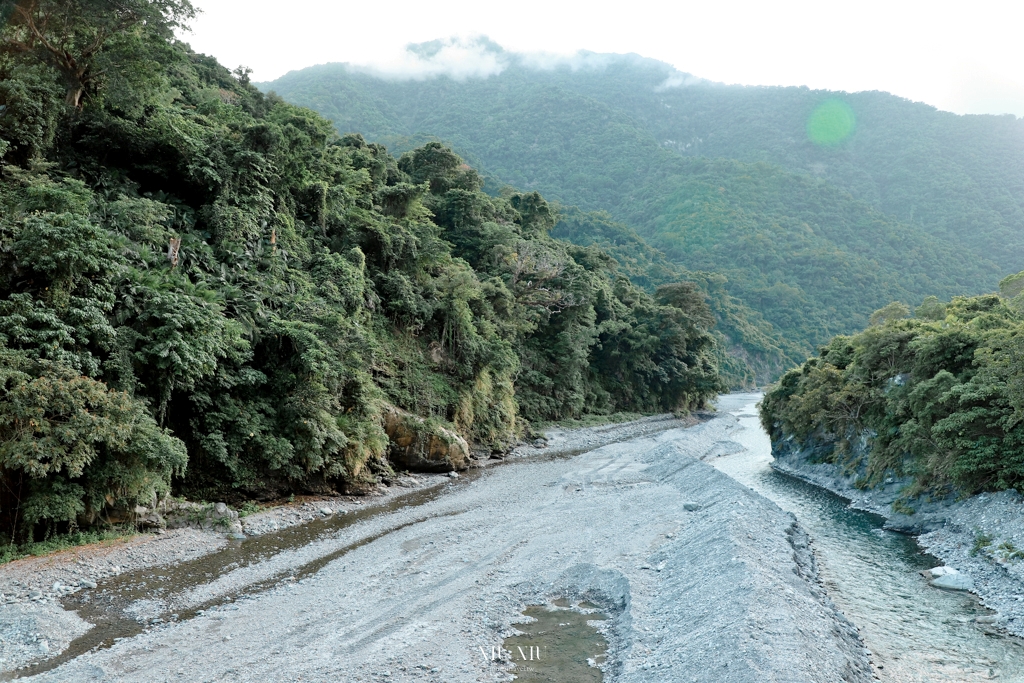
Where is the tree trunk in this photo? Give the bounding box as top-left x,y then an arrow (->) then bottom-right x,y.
58,62 -> 87,109
65,85 -> 84,108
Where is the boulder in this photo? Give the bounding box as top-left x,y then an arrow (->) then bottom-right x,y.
933,573 -> 970,593
163,500 -> 204,529
922,565 -> 958,579
133,505 -> 167,530
209,502 -> 242,534
164,500 -> 242,535
382,406 -> 469,472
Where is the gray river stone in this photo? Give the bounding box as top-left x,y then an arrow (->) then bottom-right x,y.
931,573 -> 975,591
25,414 -> 873,682
771,424 -> 1024,635
0,601 -> 90,672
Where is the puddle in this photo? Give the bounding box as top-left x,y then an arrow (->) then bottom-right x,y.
501,602 -> 608,682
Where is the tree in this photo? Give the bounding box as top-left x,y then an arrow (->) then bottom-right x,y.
656,281 -> 715,331
0,22 -> 725,541
915,295 -> 946,321
761,292 -> 1024,494
869,301 -> 910,327
1,0 -> 195,107
999,270 -> 1024,300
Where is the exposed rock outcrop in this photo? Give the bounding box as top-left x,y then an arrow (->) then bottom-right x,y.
382,406 -> 469,472
162,500 -> 243,535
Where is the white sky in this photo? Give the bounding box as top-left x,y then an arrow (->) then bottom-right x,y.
183,0 -> 1024,117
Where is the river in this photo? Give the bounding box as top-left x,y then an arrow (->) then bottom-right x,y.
14,397 -> 1024,682
712,393 -> 1024,682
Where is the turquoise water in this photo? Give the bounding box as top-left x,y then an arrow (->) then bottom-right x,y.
713,393 -> 1024,682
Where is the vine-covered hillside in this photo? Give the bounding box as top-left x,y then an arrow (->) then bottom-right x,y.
0,4 -> 724,541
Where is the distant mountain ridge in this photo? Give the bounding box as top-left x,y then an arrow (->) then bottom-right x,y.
260,47 -> 1018,356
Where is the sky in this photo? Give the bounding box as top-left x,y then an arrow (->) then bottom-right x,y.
183,0 -> 1024,117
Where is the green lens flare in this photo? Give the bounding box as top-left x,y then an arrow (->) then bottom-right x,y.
807,99 -> 856,146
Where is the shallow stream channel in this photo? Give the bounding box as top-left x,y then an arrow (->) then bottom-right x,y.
713,393 -> 1024,682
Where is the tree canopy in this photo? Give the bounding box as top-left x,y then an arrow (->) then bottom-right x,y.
0,17 -> 724,541
760,285 -> 1024,495
261,54 -> 1019,357
2,0 -> 195,107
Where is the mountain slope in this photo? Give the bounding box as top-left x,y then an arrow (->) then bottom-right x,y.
261,54 -> 1007,353
539,56 -> 1024,271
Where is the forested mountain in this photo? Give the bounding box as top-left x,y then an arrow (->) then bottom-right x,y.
0,6 -> 723,541
545,57 -> 1024,272
262,46 -> 1020,353
552,208 -> 803,383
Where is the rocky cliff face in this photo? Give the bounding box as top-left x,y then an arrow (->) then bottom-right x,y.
769,431 -> 951,534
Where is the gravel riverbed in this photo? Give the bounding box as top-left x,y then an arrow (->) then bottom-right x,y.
4,412 -> 872,682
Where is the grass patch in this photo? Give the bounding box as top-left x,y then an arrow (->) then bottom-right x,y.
534,411 -> 647,431
237,501 -> 262,518
998,541 -> 1024,562
891,499 -> 916,515
971,530 -> 995,556
0,527 -> 136,565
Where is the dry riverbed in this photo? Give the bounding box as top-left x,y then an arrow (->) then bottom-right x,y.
3,411 -> 873,682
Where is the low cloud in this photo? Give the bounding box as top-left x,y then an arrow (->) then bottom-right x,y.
343,37 -> 709,94
348,37 -> 618,81
349,36 -> 509,81
517,50 -> 624,72
654,72 -> 705,91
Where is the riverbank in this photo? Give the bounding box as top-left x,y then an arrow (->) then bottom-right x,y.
5,410 -> 872,681
771,432 -> 1024,638
0,413 -> 700,599
713,393 -> 1023,682
0,411 -> 700,674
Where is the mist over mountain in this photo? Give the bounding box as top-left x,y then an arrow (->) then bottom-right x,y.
260,42 -> 1019,358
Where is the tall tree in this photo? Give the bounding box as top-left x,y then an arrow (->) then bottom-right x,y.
1,0 -> 195,107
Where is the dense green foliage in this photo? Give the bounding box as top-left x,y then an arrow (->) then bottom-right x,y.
558,58 -> 1024,273
646,159 -> 997,345
552,208 -> 803,384
0,14 -> 724,539
263,48 -> 1018,354
760,283 -> 1024,495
